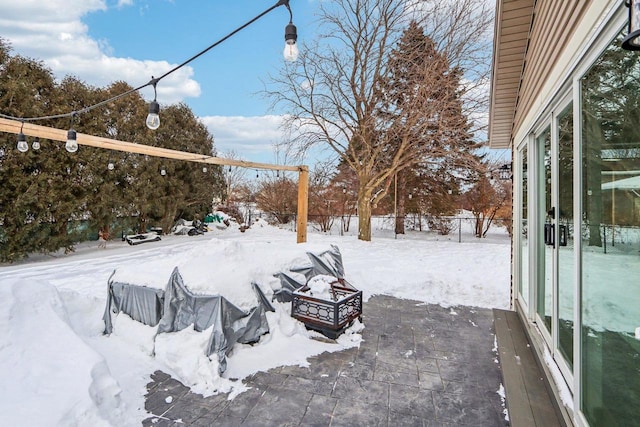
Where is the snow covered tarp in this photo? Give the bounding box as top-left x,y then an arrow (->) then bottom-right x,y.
171,218 -> 206,235
273,244 -> 348,302
103,267 -> 274,373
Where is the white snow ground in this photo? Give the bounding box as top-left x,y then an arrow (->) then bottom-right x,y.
0,218 -> 511,426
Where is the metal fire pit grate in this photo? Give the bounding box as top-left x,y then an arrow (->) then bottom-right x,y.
291,282 -> 362,339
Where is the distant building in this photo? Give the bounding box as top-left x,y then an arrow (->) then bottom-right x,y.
490,1 -> 640,426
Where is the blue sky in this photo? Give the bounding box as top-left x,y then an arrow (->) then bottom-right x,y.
0,0 -> 317,164
84,1 -> 314,116
0,0 -> 507,167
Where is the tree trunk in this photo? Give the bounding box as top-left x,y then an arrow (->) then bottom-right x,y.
162,201 -> 179,234
138,214 -> 148,234
474,213 -> 484,238
585,114 -> 603,247
395,173 -> 406,234
357,188 -> 372,241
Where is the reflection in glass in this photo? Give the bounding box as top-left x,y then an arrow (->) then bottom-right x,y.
557,103 -> 574,370
580,29 -> 640,425
520,147 -> 529,307
537,127 -> 552,333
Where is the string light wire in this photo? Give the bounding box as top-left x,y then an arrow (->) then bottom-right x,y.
0,0 -> 294,125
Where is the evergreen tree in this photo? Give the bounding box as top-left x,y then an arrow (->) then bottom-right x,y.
376,21 -> 482,234
0,39 -> 223,261
141,103 -> 218,233
0,43 -> 78,261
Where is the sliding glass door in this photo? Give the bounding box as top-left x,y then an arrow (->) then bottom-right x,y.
579,29 -> 640,426
533,101 -> 575,378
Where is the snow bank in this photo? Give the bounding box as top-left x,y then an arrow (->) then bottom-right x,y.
0,221 -> 511,426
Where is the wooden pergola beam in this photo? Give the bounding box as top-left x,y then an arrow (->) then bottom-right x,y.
0,117 -> 308,242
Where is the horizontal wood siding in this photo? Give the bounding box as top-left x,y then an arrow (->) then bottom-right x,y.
489,0 -> 535,148
513,0 -> 590,135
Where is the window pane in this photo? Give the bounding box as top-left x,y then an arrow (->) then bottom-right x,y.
520,146 -> 529,306
557,103 -> 574,370
580,29 -> 640,425
537,127 -> 552,333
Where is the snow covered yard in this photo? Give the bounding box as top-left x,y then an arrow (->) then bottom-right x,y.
0,221 -> 511,426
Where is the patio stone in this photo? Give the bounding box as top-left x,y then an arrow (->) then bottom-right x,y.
143,296 -> 508,426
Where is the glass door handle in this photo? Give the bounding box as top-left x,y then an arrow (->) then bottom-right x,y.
544,223 -> 555,247
558,225 -> 568,246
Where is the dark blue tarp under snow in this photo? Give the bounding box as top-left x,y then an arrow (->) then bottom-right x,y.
103,267 -> 274,373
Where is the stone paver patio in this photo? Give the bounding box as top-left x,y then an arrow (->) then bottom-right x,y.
144,295 -> 507,426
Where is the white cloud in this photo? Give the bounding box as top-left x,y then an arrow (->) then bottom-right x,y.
0,0 -> 199,104
200,115 -> 286,161
201,114 -> 337,166
460,76 -> 490,141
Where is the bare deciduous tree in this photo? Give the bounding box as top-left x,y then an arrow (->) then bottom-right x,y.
267,0 -> 492,241
220,150 -> 248,205
462,172 -> 512,238
255,173 -> 297,224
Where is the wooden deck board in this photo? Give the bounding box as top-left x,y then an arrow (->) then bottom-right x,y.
494,309 -> 565,427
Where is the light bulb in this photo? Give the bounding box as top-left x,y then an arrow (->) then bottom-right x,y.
160,168 -> 166,176
32,137 -> 40,150
202,167 -> 207,173
284,23 -> 299,62
146,100 -> 160,130
17,133 -> 28,153
284,41 -> 299,62
66,129 -> 78,153
108,162 -> 115,171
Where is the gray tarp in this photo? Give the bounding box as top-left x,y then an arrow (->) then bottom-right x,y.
103,267 -> 274,373
274,245 -> 349,302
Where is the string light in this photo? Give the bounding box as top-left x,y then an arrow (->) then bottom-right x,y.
146,78 -> 160,130
65,114 -> 78,153
2,0 -> 299,151
16,126 -> 28,153
65,129 -> 78,153
284,22 -> 299,62
17,125 -> 42,152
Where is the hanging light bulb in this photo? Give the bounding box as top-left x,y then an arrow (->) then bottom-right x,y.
146,78 -> 161,130
283,23 -> 299,62
202,166 -> 208,173
65,129 -> 78,153
17,132 -> 28,153
146,100 -> 160,130
160,167 -> 166,176
108,160 -> 115,171
32,137 -> 40,150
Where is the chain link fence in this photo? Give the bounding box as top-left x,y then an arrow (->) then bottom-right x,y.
272,213 -> 512,242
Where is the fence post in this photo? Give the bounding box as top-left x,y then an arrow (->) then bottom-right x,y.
459,218 -> 462,243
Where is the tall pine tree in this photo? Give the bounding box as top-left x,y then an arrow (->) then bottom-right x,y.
376,21 -> 483,233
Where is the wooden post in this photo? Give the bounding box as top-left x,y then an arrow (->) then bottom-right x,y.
296,166 -> 309,243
